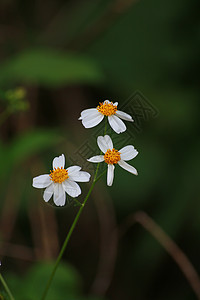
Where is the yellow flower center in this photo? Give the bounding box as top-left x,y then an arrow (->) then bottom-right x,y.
97,102 -> 117,116
104,148 -> 121,164
49,167 -> 69,183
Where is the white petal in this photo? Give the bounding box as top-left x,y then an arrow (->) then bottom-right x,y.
43,184 -> 54,202
118,160 -> 138,175
67,166 -> 81,176
108,115 -> 126,134
97,135 -> 113,153
81,110 -> 104,128
103,100 -> 118,106
32,174 -> 51,188
87,155 -> 104,163
107,164 -> 115,186
119,145 -> 138,161
53,154 -> 65,169
79,108 -> 98,119
53,184 -> 66,206
62,180 -> 81,198
103,100 -> 111,104
69,171 -> 91,182
115,110 -> 133,122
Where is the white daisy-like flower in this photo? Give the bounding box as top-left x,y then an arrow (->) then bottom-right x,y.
32,154 -> 91,206
87,135 -> 138,186
79,100 -> 133,134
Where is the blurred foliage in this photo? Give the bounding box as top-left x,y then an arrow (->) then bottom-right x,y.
0,130 -> 63,182
0,86 -> 28,126
5,262 -> 106,300
0,0 -> 199,299
1,87 -> 28,112
0,49 -> 104,87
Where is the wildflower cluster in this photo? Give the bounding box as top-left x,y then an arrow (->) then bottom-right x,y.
30,98 -> 139,300
33,99 -> 138,204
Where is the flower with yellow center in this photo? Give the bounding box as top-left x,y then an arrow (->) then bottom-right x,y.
79,100 -> 133,134
87,135 -> 138,186
32,154 -> 91,206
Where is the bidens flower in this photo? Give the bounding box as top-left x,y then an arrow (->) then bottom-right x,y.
32,154 -> 91,206
79,100 -> 133,134
87,135 -> 138,186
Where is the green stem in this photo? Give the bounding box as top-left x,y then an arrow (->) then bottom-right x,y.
73,198 -> 83,207
40,168 -> 105,300
0,273 -> 15,300
104,117 -> 107,135
94,117 -> 107,182
41,117 -> 108,300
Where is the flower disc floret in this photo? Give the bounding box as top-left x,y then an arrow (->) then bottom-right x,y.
97,102 -> 117,116
50,167 -> 69,183
104,148 -> 121,164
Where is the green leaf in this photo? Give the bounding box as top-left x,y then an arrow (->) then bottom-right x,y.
0,129 -> 62,180
7,262 -> 81,300
0,49 -> 104,87
6,262 -> 107,300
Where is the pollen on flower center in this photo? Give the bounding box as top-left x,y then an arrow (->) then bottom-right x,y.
49,167 -> 69,183
104,148 -> 121,164
97,102 -> 117,116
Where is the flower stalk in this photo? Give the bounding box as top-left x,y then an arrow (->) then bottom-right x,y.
40,168 -> 106,300
0,273 -> 15,300
37,103 -> 137,299
40,118 -> 108,300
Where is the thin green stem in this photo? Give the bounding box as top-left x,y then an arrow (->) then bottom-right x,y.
95,169 -> 106,183
73,198 -> 83,207
41,116 -> 108,300
94,117 -> 107,182
0,273 -> 15,300
41,170 -> 105,300
104,116 -> 107,135
93,161 -> 100,182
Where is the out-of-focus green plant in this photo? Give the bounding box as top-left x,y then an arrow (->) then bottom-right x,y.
0,49 -> 104,87
6,262 -> 106,300
0,87 -> 29,126
4,88 -> 28,112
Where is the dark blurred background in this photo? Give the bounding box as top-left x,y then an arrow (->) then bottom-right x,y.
0,0 -> 200,299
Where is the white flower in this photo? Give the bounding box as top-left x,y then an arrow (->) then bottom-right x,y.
32,154 -> 91,206
87,135 -> 138,186
79,100 -> 133,134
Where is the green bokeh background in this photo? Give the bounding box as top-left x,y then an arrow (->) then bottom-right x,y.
0,0 -> 199,299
